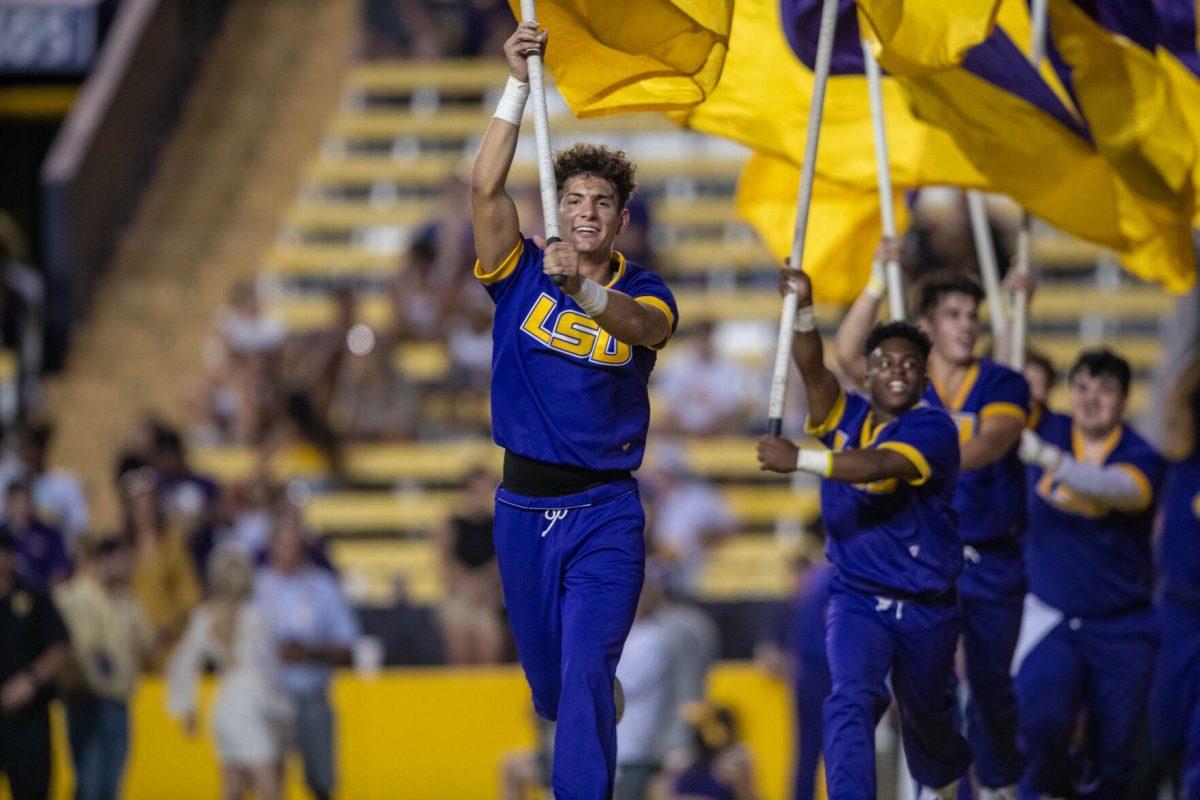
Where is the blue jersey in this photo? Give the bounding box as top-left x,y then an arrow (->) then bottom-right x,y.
924,358 -> 1030,544
1025,412 -> 1166,617
1159,453 -> 1200,609
476,239 -> 678,471
808,390 -> 963,598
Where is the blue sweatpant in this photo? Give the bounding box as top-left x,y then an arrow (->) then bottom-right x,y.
1013,605 -> 1156,799
1150,595 -> 1200,800
823,575 -> 971,799
793,654 -> 831,800
958,545 -> 1025,790
493,478 -> 645,800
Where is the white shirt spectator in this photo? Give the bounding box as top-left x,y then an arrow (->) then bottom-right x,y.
615,616 -> 674,766
653,481 -> 736,595
655,329 -> 753,435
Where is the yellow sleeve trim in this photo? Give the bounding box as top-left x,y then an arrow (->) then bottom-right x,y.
474,240 -> 524,286
877,441 -> 932,486
980,402 -> 1027,425
635,295 -> 676,330
805,390 -> 847,438
1114,464 -> 1153,512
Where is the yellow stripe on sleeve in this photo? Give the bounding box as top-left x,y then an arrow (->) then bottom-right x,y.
1114,464 -> 1153,512
805,390 -> 847,439
473,240 -> 524,285
877,441 -> 933,486
635,295 -> 676,350
980,401 -> 1028,425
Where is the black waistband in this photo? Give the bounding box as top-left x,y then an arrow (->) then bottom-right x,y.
502,450 -> 632,497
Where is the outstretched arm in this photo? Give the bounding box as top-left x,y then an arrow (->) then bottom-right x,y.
471,22 -> 544,270
832,238 -> 895,387
757,436 -> 922,483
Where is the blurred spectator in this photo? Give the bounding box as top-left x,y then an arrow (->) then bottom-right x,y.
657,590 -> 720,759
0,229 -> 45,423
5,482 -> 70,593
256,513 -> 359,800
56,533 -> 152,800
614,576 -> 674,800
218,279 -> 286,358
436,467 -> 503,664
446,298 -> 494,394
1024,349 -> 1057,419
361,0 -> 510,58
219,470 -> 280,557
663,703 -> 760,800
121,468 -> 201,669
328,327 -> 419,441
153,427 -> 220,526
614,194 -> 655,267
642,445 -> 736,597
789,548 -> 832,800
0,527 -> 70,800
389,239 -> 454,342
501,717 -> 555,800
0,423 -> 89,546
168,547 -> 291,800
655,324 -> 755,436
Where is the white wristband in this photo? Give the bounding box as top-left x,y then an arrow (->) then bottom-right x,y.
570,278 -> 609,317
796,449 -> 833,477
494,76 -> 529,126
794,304 -> 816,333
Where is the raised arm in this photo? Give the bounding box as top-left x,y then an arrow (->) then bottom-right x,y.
778,269 -> 840,424
471,22 -> 544,270
833,238 -> 894,387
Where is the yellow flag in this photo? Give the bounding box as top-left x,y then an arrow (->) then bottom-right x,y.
857,0 -> 1003,75
1161,49 -> 1200,226
735,153 -> 909,306
507,0 -> 734,116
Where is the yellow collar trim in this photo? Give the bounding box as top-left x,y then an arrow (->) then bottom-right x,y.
860,412 -> 890,448
931,360 -> 979,412
605,251 -> 627,288
1072,424 -> 1123,465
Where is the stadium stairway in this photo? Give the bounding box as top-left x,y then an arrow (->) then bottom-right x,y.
45,0 -> 358,528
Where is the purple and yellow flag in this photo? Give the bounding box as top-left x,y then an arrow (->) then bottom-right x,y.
1157,0 -> 1200,226
850,0 -> 1197,291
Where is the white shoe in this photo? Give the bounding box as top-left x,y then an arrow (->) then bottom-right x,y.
917,782 -> 958,800
979,787 -> 1018,800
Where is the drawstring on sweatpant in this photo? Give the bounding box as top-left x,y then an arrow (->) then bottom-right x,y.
541,509 -> 569,537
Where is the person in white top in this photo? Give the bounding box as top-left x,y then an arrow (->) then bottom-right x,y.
168,547 -> 291,800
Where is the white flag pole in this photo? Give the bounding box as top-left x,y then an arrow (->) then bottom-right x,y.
966,190 -> 1008,340
766,0 -> 841,436
862,40 -> 906,322
518,0 -> 566,286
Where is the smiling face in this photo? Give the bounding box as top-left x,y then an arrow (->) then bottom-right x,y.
866,337 -> 928,417
1069,369 -> 1126,439
918,292 -> 980,366
557,174 -> 629,258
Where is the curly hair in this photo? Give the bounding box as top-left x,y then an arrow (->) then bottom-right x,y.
864,321 -> 932,362
554,143 -> 637,210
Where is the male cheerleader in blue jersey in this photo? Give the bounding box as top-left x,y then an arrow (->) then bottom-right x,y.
834,251 -> 1029,799
1015,349 -> 1165,798
1150,356 -> 1200,798
757,268 -> 970,800
471,21 -> 679,800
